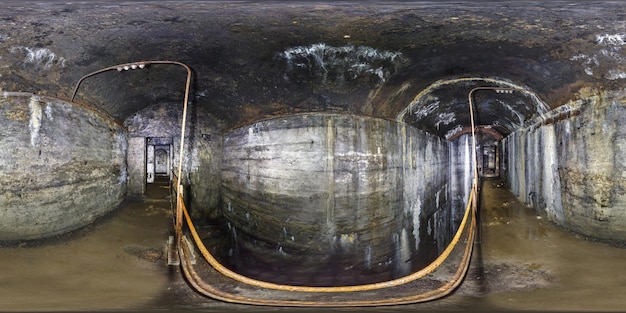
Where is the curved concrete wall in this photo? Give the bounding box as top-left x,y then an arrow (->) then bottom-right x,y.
221,113 -> 460,284
504,88 -> 626,241
0,95 -> 127,241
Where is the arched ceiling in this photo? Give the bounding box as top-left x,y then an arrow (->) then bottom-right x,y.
1,1 -> 624,139
397,77 -> 550,139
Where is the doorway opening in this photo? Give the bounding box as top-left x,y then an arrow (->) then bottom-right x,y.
146,137 -> 173,199
481,143 -> 499,178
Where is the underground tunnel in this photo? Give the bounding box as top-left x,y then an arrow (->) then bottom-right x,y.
0,0 -> 625,310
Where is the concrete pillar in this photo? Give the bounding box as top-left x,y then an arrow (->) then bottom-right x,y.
127,137 -> 146,195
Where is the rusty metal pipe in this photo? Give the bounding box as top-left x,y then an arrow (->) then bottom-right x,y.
71,60 -> 192,247
178,193 -> 477,306
175,178 -> 476,293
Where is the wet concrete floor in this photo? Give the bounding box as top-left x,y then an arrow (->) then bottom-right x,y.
1,177 -> 626,311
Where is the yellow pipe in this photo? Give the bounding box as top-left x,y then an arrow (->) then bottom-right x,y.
171,82 -> 483,297
178,210 -> 475,306
177,184 -> 475,293
71,60 -> 192,247
171,79 -> 487,303
72,60 -> 480,305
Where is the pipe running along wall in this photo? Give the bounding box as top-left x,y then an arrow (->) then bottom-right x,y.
166,75 -> 483,304
71,60 -> 192,244
0,61 -> 481,305
158,68 -> 477,305
218,113 -> 469,286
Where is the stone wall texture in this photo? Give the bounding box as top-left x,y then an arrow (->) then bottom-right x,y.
504,88 -> 626,241
0,95 -> 127,241
220,113 -> 465,284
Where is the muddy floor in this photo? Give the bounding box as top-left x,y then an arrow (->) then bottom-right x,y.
1,177 -> 626,312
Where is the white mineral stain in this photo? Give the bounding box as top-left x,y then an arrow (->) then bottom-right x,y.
445,125 -> 464,140
278,43 -> 406,84
44,104 -> 53,121
339,233 -> 357,249
596,34 -> 626,46
435,112 -> 456,130
28,96 -> 42,147
571,34 -> 626,80
413,100 -> 440,119
398,228 -> 411,275
10,46 -> 66,69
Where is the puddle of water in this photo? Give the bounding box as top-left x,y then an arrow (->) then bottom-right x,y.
1,177 -> 625,311
477,178 -> 626,311
204,222 -> 442,287
0,198 -> 173,311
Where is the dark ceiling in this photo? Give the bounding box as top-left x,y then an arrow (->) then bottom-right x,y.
1,1 -> 624,139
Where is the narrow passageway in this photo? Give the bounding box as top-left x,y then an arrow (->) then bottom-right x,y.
472,177 -> 626,311
2,176 -> 624,311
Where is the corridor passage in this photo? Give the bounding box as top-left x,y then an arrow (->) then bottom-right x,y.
1,177 -> 625,311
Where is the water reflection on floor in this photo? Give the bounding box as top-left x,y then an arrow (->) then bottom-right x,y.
475,178 -> 626,311
1,177 -> 626,311
204,221 -> 441,288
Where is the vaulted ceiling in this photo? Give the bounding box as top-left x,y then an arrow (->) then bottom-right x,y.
1,1 -> 624,139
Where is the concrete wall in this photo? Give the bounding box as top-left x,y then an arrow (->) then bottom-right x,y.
127,137 -> 146,195
503,88 -> 626,241
186,105 -> 223,219
0,95 -> 127,241
504,123 -> 566,223
221,113 -> 459,283
449,134 -> 474,236
124,102 -> 222,218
